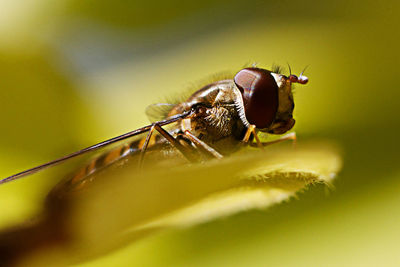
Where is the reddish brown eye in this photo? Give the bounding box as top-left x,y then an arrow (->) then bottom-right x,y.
234,68 -> 278,129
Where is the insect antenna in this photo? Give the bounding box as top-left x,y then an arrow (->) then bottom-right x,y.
298,65 -> 309,84
300,65 -> 309,78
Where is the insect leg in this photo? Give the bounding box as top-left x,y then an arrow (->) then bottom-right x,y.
153,124 -> 197,162
242,125 -> 255,143
242,125 -> 263,149
183,130 -> 223,159
138,125 -> 156,167
249,132 -> 297,147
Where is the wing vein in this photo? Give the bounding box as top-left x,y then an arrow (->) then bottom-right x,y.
0,111 -> 191,184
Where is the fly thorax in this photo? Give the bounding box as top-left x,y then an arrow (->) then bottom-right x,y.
183,104 -> 244,145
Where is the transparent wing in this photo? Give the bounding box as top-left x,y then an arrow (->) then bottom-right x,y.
0,111 -> 191,184
145,103 -> 176,123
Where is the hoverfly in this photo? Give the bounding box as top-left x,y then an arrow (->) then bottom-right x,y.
0,66 -> 308,265
0,66 -> 308,194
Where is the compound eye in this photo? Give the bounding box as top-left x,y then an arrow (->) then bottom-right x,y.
234,68 -> 279,129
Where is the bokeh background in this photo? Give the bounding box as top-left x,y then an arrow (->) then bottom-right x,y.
0,0 -> 399,266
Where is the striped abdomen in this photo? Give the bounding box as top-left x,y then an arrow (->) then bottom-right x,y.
49,135 -> 165,198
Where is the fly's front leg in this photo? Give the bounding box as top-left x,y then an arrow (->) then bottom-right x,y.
242,125 -> 296,148
183,130 -> 223,159
242,125 -> 263,149
248,132 -> 297,148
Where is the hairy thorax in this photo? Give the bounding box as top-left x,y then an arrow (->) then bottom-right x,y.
169,80 -> 246,154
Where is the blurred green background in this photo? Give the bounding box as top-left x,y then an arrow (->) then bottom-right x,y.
0,0 -> 399,266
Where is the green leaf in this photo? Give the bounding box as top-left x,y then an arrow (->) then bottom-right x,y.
63,143 -> 341,260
